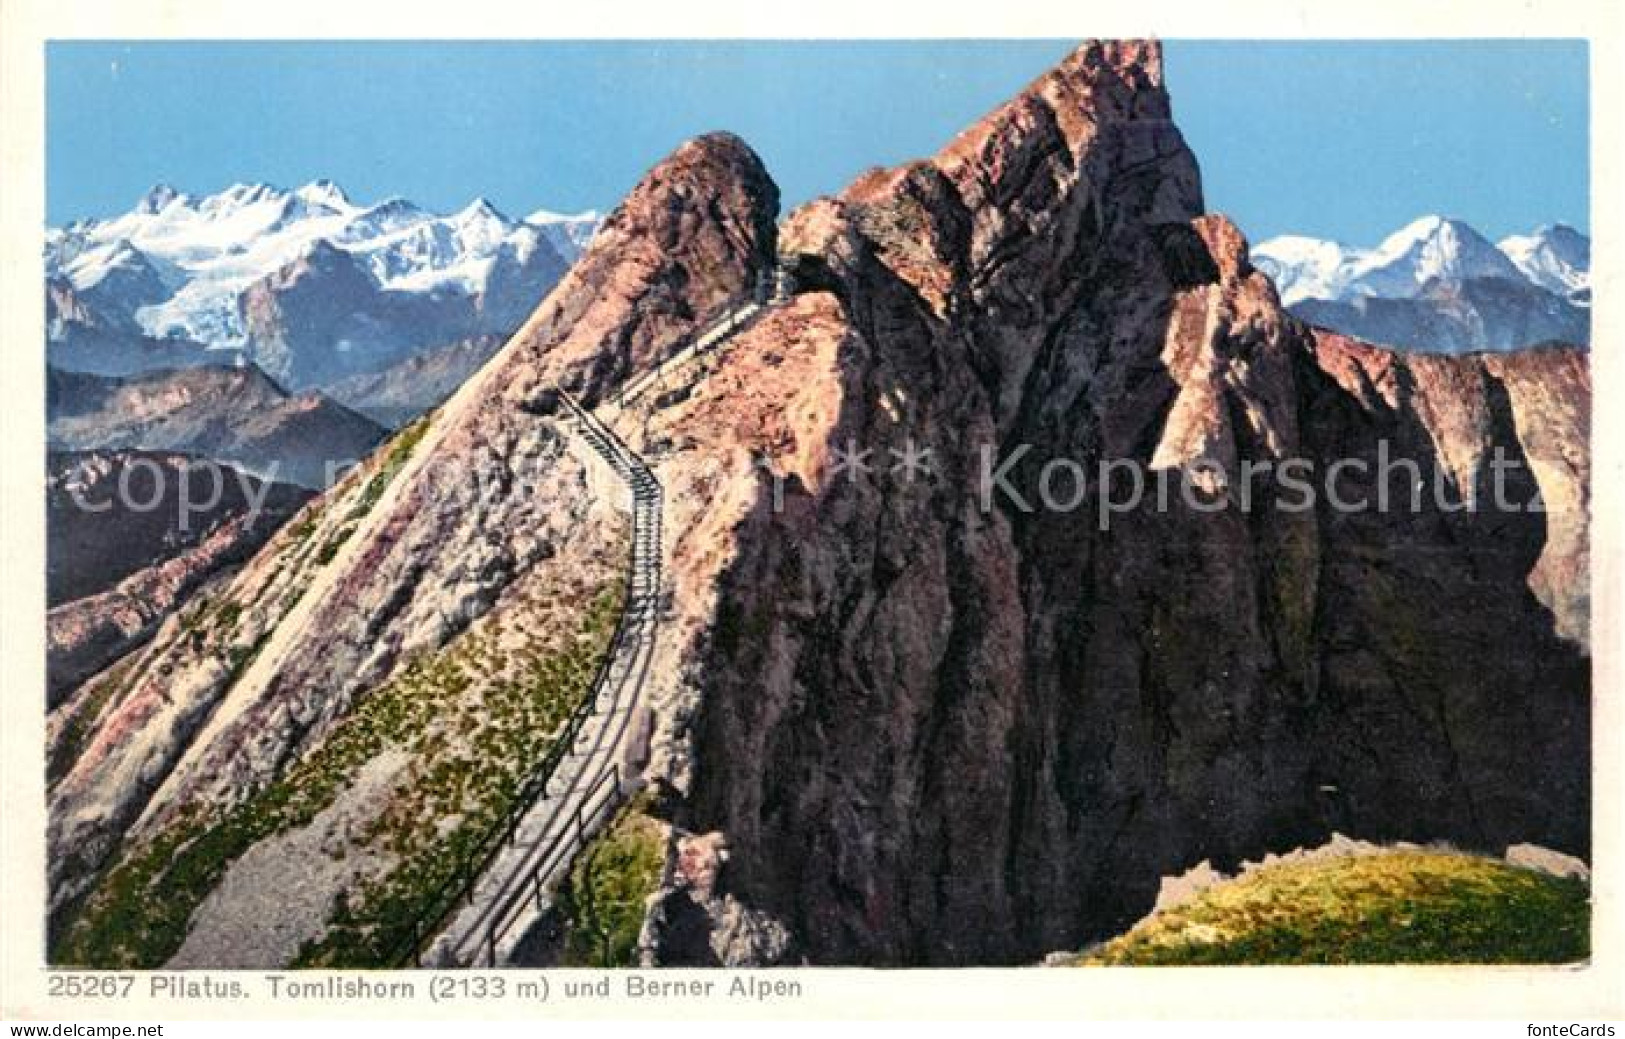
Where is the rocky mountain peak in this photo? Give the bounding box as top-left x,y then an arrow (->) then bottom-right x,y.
781,38 -> 1202,433
137,183 -> 182,215
452,196 -> 511,226
621,131 -> 778,226
936,38 -> 1185,183
510,130 -> 779,403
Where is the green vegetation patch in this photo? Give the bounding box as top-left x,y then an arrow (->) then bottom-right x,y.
54,584 -> 622,970
552,793 -> 666,967
297,414 -> 431,571
296,587 -> 621,967
352,414 -> 431,520
1077,850 -> 1589,966
47,655 -> 139,788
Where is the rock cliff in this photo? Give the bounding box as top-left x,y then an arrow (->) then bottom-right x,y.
623,40 -> 1589,964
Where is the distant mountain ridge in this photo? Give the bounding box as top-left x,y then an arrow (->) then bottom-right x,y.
46,181 -> 599,388
322,334 -> 508,429
1252,218 -> 1590,352
48,363 -> 387,489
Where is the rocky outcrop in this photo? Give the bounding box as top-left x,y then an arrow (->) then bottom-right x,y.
644,831 -> 799,967
611,41 -> 1589,964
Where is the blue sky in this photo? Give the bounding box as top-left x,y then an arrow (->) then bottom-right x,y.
46,40 -> 1588,245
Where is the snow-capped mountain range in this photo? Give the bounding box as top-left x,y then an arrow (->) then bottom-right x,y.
46,180 -> 599,385
1497,223 -> 1591,302
1252,217 -> 1590,353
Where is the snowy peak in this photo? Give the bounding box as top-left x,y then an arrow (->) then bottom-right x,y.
1499,223 -> 1591,301
525,206 -> 598,227
46,180 -> 595,350
1353,215 -> 1524,297
294,179 -> 352,210
1252,216 -> 1591,353
339,197 -> 428,239
455,197 -> 512,226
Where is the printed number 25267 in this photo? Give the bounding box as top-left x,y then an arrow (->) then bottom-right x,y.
48,975 -> 136,999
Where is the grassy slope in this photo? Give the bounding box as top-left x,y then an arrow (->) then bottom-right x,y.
52,413 -> 633,969
54,587 -> 621,969
1077,850 -> 1589,965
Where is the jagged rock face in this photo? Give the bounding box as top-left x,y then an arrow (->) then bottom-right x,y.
618,41 -> 1590,965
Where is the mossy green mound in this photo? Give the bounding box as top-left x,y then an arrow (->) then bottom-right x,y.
553,797 -> 666,967
1078,850 -> 1589,965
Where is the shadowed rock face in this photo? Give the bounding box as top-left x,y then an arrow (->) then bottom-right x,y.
640,40 -> 1589,965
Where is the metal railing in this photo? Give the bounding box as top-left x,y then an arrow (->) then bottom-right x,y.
378,257 -> 790,966
611,261 -> 793,410
474,760 -> 628,966
383,389 -> 660,968
611,302 -> 763,409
